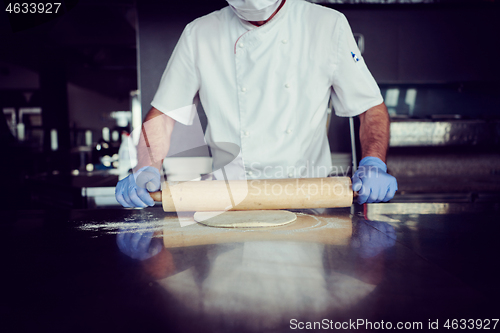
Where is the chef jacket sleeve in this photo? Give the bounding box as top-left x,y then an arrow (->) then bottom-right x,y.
330,14 -> 384,117
151,24 -> 199,125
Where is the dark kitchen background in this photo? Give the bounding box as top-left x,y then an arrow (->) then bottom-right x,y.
1,0 -> 499,210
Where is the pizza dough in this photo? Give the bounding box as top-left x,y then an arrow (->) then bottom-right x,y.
194,210 -> 297,228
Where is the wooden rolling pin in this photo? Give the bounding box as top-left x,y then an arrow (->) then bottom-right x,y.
149,177 -> 353,212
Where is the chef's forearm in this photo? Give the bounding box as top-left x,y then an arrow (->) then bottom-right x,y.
358,102 -> 390,163
135,107 -> 175,172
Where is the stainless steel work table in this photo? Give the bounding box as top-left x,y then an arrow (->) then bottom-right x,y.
2,203 -> 499,332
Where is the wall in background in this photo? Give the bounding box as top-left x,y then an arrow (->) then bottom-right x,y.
0,61 -> 39,90
339,5 -> 500,84
67,82 -> 129,135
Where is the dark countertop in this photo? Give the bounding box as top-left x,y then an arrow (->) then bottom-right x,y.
2,203 -> 500,333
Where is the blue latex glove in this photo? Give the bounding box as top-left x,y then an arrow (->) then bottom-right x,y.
116,227 -> 163,261
352,157 -> 398,204
115,166 -> 161,208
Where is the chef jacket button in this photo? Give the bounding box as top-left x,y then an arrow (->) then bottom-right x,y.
286,129 -> 292,134
241,87 -> 247,92
288,173 -> 294,178
285,83 -> 291,88
282,39 -> 288,44
247,171 -> 253,176
243,131 -> 249,136
239,43 -> 244,48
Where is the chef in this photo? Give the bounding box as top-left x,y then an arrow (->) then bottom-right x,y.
115,0 -> 398,208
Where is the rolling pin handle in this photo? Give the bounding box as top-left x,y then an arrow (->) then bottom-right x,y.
149,191 -> 162,202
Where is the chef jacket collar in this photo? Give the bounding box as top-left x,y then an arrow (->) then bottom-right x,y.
236,0 -> 290,33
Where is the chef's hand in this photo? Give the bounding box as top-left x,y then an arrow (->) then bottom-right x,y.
115,166 -> 160,208
352,157 -> 397,204
116,227 -> 163,261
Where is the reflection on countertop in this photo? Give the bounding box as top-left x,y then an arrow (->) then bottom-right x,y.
114,208 -> 396,331
3,203 -> 500,332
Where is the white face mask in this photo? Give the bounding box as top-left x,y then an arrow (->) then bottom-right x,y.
227,0 -> 282,22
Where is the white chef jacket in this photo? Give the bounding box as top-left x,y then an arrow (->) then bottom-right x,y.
151,0 -> 383,180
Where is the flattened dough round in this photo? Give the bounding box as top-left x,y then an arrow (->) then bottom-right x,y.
194,210 -> 297,228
